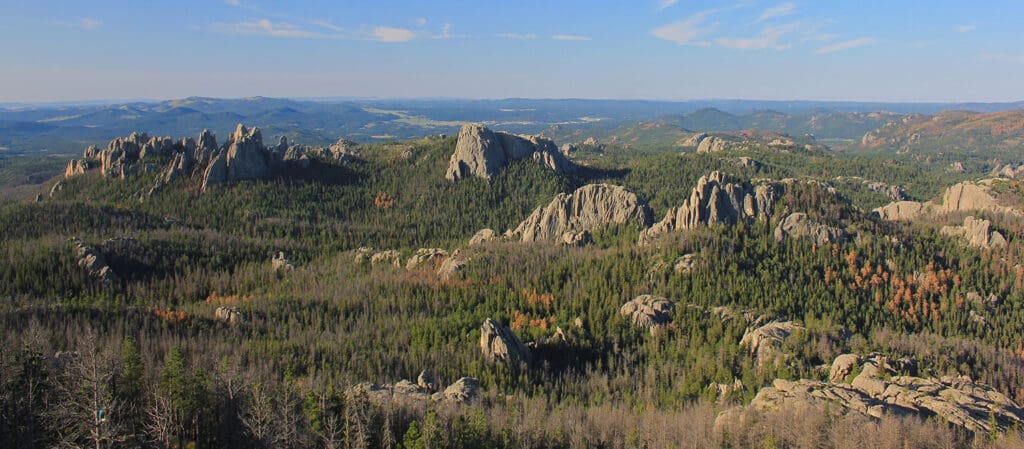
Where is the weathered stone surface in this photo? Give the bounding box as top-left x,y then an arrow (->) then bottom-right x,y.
991,163 -> 1024,179
405,248 -> 448,269
370,250 -> 402,268
639,171 -> 777,245
437,256 -> 467,280
774,212 -> 848,246
64,159 -> 90,178
417,370 -> 438,392
696,136 -> 733,153
560,230 -> 592,246
512,184 -> 653,243
874,200 -> 926,221
224,124 -> 270,181
681,132 -> 709,147
445,124 -> 575,182
468,228 -> 499,246
620,295 -> 675,333
201,153 -> 228,192
480,318 -> 531,365
70,238 -> 120,286
829,354 -> 862,383
718,353 -> 1024,434
674,253 -> 699,274
437,377 -> 481,403
875,179 -> 1022,221
739,320 -> 803,368
941,216 -> 1007,249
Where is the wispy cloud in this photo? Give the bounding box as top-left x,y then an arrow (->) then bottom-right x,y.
658,0 -> 679,11
78,18 -> 102,30
954,23 -> 976,33
415,18 -> 428,27
979,53 -> 1024,63
553,34 -> 591,41
373,27 -> 417,43
716,22 -> 800,50
651,9 -> 718,46
756,2 -> 795,23
224,0 -> 241,5
213,19 -> 320,38
497,33 -> 539,40
815,37 -> 877,54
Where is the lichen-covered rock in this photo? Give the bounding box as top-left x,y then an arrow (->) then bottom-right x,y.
639,172 -> 777,245
512,184 -> 653,243
619,295 -> 675,333
774,213 -> 848,246
480,318 -> 531,365
940,216 -> 1007,249
445,124 -> 575,182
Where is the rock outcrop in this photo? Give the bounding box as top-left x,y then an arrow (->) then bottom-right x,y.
369,250 -> 402,268
674,254 -> 699,274
773,213 -> 848,246
717,353 -> 1024,434
696,136 -> 733,153
405,248 -> 448,270
639,171 -> 777,245
992,163 -> 1024,179
739,320 -> 803,368
940,216 -> 1007,249
214,306 -> 245,325
875,179 -> 1022,221
681,132 -> 709,147
480,318 -> 531,365
511,184 -> 653,243
271,251 -> 294,271
71,238 -> 120,286
445,124 -> 575,182
62,124 -> 353,196
437,256 -> 467,280
620,295 -> 675,333
349,375 -> 480,404
468,228 -> 499,246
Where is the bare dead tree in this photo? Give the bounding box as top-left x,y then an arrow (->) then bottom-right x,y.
48,328 -> 130,449
145,391 -> 179,449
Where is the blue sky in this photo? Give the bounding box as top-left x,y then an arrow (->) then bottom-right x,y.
1,0 -> 1022,103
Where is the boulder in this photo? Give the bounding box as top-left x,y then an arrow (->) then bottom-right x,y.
873,201 -> 926,221
445,124 -> 575,182
774,213 -> 848,246
739,320 -> 803,368
511,184 -> 653,243
639,171 -> 777,245
681,132 -> 709,147
674,253 -> 699,274
619,295 -> 675,333
417,370 -> 438,392
829,354 -> 861,383
468,228 -> 499,246
479,318 -> 531,365
940,216 -> 1007,249
437,256 -> 466,280
436,377 -> 481,403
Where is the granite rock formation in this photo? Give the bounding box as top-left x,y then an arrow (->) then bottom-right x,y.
445,124 -> 575,182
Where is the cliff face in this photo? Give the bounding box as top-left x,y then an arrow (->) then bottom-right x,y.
445,124 -> 575,182
510,184 -> 653,243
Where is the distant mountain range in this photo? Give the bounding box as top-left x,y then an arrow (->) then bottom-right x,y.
2,96 -> 1023,155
